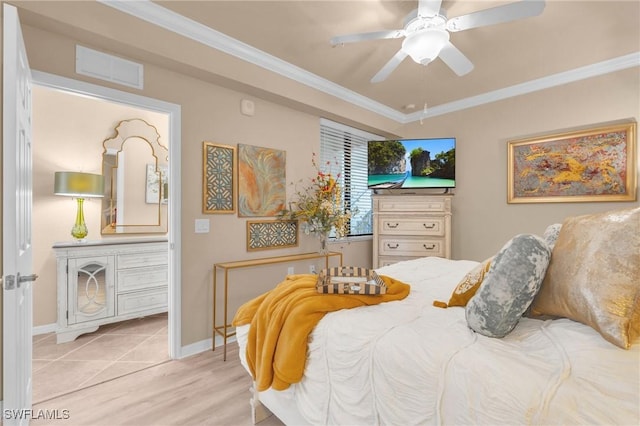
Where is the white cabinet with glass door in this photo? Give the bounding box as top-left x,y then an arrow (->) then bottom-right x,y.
54,238 -> 168,343
66,256 -> 116,328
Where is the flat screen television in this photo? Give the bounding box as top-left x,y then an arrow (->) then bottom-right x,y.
367,138 -> 456,190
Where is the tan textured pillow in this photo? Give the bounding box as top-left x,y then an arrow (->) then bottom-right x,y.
529,207 -> 640,349
434,257 -> 493,308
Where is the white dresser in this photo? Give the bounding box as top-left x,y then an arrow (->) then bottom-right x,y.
372,194 -> 452,268
53,238 -> 168,343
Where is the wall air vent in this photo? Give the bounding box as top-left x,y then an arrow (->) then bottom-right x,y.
76,45 -> 144,90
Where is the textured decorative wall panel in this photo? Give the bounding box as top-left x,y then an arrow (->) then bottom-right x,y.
203,142 -> 236,213
247,220 -> 298,251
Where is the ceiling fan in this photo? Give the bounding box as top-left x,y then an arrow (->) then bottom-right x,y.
330,0 -> 546,83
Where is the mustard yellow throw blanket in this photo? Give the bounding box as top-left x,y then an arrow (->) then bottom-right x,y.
232,273 -> 410,392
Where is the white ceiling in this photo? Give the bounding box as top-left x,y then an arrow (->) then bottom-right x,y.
22,1 -> 640,124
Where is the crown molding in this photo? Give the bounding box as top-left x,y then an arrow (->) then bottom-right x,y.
406,51 -> 640,122
98,0 -> 405,122
100,1 -> 639,125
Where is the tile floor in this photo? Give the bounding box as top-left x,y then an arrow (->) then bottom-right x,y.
32,313 -> 169,404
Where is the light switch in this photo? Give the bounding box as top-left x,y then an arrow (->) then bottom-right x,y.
195,218 -> 210,234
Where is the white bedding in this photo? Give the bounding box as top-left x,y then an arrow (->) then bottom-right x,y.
236,256 -> 640,425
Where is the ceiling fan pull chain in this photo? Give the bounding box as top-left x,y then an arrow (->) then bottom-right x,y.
419,102 -> 428,125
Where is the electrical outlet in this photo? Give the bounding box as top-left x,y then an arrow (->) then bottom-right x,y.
309,265 -> 316,274
287,267 -> 294,275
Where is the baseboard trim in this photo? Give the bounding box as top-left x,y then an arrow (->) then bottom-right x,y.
33,323 -> 57,336
178,334 -> 237,359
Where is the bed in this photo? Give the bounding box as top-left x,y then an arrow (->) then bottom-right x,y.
234,208 -> 640,425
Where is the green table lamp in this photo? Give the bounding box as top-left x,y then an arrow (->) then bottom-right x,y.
54,171 -> 105,242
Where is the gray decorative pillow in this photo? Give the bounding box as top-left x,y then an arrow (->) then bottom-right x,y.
542,223 -> 562,250
466,234 -> 551,338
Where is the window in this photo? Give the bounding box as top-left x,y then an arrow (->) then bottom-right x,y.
320,118 -> 382,237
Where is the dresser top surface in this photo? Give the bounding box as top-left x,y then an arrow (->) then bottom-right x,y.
53,237 -> 168,249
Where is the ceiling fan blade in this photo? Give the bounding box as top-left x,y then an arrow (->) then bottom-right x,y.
446,0 -> 545,32
418,0 -> 443,18
371,50 -> 408,83
438,42 -> 474,76
331,30 -> 404,46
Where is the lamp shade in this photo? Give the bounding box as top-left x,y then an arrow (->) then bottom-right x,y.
54,172 -> 104,198
402,28 -> 450,65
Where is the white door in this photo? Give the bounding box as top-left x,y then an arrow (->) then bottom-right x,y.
3,4 -> 35,425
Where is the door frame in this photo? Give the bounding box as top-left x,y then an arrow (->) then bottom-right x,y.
32,70 -> 182,359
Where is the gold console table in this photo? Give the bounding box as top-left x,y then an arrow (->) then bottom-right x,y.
213,251 -> 343,360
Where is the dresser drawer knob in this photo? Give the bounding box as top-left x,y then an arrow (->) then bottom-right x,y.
423,244 -> 436,250
386,243 -> 400,249
387,223 -> 399,229
423,223 -> 436,229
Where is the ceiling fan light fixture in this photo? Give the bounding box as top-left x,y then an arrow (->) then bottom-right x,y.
402,28 -> 450,65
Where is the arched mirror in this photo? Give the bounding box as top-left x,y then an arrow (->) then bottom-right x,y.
101,119 -> 168,234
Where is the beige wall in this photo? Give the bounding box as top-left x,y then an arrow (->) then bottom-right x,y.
32,85 -> 170,327
2,0 -> 639,402
26,15 -> 639,345
22,23 -> 372,348
403,67 -> 640,261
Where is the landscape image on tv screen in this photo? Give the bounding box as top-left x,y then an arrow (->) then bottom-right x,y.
367,138 -> 456,189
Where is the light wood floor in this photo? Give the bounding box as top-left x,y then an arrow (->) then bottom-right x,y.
32,343 -> 284,426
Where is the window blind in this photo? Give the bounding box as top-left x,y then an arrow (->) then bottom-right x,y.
319,118 -> 383,237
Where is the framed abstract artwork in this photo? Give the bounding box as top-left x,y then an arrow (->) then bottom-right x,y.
203,142 -> 236,213
237,144 -> 286,217
507,122 -> 637,203
246,219 -> 298,251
